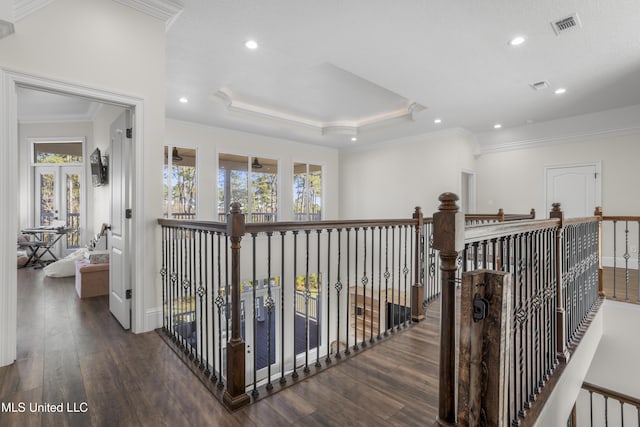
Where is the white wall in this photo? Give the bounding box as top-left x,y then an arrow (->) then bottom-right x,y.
476,132 -> 640,218
166,120 -> 341,221
534,304 -> 603,427
18,121 -> 92,231
0,0 -> 166,357
339,129 -> 477,219
91,104 -> 125,236
575,301 -> 640,425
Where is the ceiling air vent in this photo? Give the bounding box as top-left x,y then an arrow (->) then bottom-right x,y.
551,13 -> 582,35
530,81 -> 550,91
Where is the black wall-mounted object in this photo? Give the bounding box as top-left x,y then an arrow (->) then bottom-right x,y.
90,147 -> 108,187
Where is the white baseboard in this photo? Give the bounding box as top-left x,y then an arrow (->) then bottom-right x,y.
144,306 -> 163,332
602,256 -> 640,270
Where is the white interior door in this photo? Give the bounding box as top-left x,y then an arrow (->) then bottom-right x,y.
546,164 -> 601,218
109,111 -> 132,329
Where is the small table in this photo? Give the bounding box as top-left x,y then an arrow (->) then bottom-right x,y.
19,226 -> 74,268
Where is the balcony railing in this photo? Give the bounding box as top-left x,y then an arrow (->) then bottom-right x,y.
157,202 -> 538,412
434,195 -> 601,426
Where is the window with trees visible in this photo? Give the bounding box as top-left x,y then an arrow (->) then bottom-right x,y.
34,142 -> 83,164
32,141 -> 83,249
218,153 -> 278,222
164,146 -> 197,219
293,162 -> 322,221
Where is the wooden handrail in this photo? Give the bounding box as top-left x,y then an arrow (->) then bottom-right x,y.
157,218 -> 228,232
158,209 -> 536,234
601,215 -> 640,222
464,219 -> 560,243
563,216 -> 600,225
582,382 -> 640,407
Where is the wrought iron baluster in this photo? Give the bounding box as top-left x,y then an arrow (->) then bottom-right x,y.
354,227 -> 360,350
403,225 -> 409,328
614,221 -> 618,298
361,227 -> 368,348
304,229 -> 311,373
197,230 -> 205,369
225,235 -> 230,348
188,230 -> 195,359
335,229 -> 343,359
517,233 -> 526,419
344,229 -> 351,355
316,229 -> 322,368
161,226 -> 167,331
214,234 -> 224,389
292,231 -> 299,378
589,390 -> 593,427
482,239 -> 488,269
266,232 -> 274,390
370,227 -> 375,343
625,221 -> 630,301
384,227 -> 390,337
251,232 -> 258,398
391,227 -> 396,334
620,400 -> 624,427
377,227 -> 382,340
280,231 -> 287,385
204,231 -> 212,380
214,231 -> 222,384
326,229 -> 332,364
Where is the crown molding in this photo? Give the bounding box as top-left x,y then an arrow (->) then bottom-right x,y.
14,0 -> 55,21
18,101 -> 103,124
213,89 -> 424,138
112,0 -> 183,30
477,125 -> 640,156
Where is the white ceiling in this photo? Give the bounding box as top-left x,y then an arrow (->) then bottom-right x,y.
17,88 -> 101,123
165,0 -> 640,148
15,0 -> 640,149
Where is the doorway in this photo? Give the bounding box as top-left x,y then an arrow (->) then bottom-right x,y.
32,140 -> 85,258
0,69 -> 146,367
460,170 -> 476,214
545,163 -> 602,218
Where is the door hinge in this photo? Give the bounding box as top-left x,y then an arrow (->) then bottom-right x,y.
126,289 -> 132,299
125,209 -> 132,219
126,128 -> 132,139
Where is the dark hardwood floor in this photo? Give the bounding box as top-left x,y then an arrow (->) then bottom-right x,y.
0,268 -> 441,426
602,266 -> 640,304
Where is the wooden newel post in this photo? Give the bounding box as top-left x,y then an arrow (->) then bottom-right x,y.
433,193 -> 465,427
594,206 -> 605,298
412,206 -> 425,322
223,202 -> 251,410
550,203 -> 570,363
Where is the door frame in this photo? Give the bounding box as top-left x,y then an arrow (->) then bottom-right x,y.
543,161 -> 602,215
0,68 -> 146,367
30,137 -> 87,257
459,168 -> 476,214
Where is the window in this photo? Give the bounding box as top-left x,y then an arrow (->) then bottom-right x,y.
32,140 -> 84,254
218,153 -> 278,222
164,146 -> 197,219
293,163 -> 322,221
34,142 -> 83,164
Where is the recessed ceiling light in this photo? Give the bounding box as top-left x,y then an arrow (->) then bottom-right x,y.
245,40 -> 259,50
434,118 -> 442,124
494,123 -> 502,129
509,36 -> 526,46
179,97 -> 188,103
555,88 -> 567,95
351,137 -> 358,142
